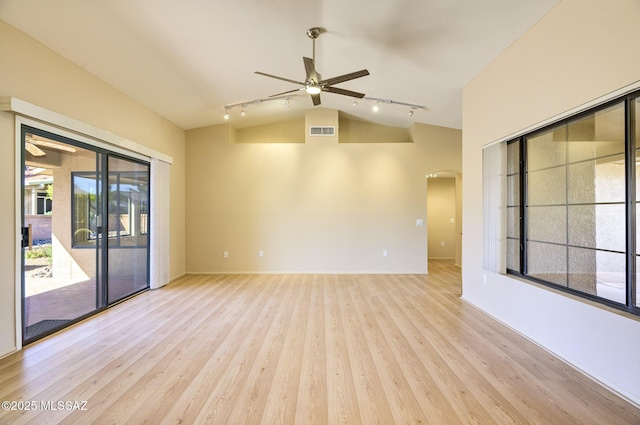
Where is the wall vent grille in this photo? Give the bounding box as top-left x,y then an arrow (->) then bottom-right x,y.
309,126 -> 335,136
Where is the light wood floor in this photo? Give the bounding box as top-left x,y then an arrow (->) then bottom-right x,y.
0,260 -> 638,424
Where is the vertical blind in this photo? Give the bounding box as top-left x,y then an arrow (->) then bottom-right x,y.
150,158 -> 171,289
482,142 -> 507,273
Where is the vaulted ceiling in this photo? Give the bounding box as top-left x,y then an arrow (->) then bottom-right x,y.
0,0 -> 558,130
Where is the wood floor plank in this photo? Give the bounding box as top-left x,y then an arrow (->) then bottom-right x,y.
188,274 -> 290,424
347,274 -> 433,424
157,275 -> 286,425
294,274 -> 329,425
1,275 -> 233,425
88,274 -> 260,425
0,261 -> 638,424
362,275 -> 471,424
337,275 -> 396,425
221,275 -> 299,425
324,275 -> 362,425
258,275 -> 311,425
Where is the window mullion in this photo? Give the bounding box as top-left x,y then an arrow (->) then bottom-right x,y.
520,136 -> 527,276
626,97 -> 636,312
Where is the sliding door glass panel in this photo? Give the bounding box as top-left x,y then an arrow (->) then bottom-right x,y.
23,129 -> 104,342
526,102 -> 625,302
107,156 -> 149,303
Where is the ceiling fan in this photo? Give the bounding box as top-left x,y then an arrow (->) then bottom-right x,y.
25,134 -> 78,157
255,27 -> 370,106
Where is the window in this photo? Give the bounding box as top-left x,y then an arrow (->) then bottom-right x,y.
106,170 -> 149,246
36,187 -> 52,214
504,93 -> 639,314
72,173 -> 100,246
72,170 -> 149,248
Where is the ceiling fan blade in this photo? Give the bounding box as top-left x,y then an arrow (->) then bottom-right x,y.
268,88 -> 304,97
25,142 -> 46,157
311,93 -> 321,106
303,57 -> 318,82
320,69 -> 370,86
255,71 -> 305,86
323,86 -> 366,99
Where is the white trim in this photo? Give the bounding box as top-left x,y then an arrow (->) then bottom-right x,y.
14,116 -> 22,351
17,116 -> 151,163
1,97 -> 173,164
482,79 -> 640,148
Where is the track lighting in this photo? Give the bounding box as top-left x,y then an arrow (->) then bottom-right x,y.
363,97 -> 427,116
222,95 -> 427,121
223,95 -> 300,120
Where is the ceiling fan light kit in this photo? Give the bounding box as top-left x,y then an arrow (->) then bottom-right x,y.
305,84 -> 322,95
222,27 -> 427,120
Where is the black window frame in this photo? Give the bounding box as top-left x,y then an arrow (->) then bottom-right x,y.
506,91 -> 639,316
72,170 -> 150,249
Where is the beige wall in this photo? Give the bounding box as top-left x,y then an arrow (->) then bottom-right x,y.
51,146 -> 96,282
0,111 -> 16,357
186,119 -> 461,273
0,19 -> 186,356
427,178 -> 456,259
462,0 -> 640,404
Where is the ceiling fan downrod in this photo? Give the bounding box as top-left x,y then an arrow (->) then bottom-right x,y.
306,27 -> 324,64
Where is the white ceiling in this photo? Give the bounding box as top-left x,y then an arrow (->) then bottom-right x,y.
0,0 -> 558,130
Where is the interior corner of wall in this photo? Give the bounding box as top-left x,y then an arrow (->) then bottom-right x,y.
408,123 -> 416,143
228,123 -> 238,144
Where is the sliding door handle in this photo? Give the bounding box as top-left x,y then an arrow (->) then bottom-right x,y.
21,225 -> 32,249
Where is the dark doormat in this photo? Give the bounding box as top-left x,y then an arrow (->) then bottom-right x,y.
25,319 -> 70,340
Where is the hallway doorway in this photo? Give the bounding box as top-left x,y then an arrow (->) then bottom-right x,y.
426,171 -> 462,269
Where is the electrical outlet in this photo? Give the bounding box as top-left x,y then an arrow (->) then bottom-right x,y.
440,241 -> 445,247
223,251 -> 228,258
383,250 -> 388,257
259,250 -> 264,258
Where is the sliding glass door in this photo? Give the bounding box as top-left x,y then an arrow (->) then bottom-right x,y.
22,125 -> 150,343
23,129 -> 104,342
106,157 -> 149,303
